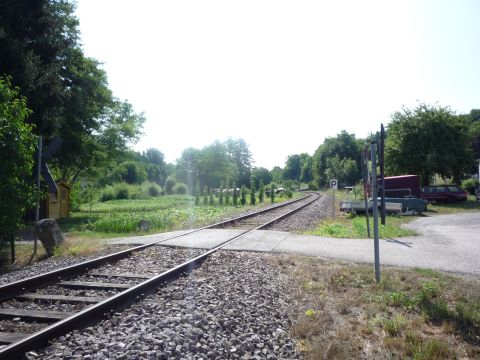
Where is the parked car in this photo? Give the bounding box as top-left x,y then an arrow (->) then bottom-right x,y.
421,185 -> 468,203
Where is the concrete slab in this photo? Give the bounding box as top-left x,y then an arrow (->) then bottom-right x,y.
107,212 -> 480,276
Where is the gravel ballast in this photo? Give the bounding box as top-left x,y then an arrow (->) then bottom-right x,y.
31,250 -> 299,359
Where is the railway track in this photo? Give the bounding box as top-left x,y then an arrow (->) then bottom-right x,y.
0,193 -> 320,359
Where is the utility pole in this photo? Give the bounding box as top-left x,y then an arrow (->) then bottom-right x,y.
371,142 -> 380,283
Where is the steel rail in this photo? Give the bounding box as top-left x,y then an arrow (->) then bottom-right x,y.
0,192 -> 320,359
0,193 -> 311,303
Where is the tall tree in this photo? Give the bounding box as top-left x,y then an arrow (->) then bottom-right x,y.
176,147 -> 202,191
225,138 -> 253,186
385,103 -> 472,185
312,131 -> 362,187
251,167 -> 272,189
283,154 -> 302,180
0,0 -> 144,185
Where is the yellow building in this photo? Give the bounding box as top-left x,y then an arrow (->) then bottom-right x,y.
46,182 -> 71,219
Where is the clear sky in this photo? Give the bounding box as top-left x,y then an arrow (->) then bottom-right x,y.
75,0 -> 480,169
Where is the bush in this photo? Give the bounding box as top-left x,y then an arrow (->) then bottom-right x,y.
209,188 -> 215,206
461,178 -> 479,195
174,182 -> 188,195
146,182 -> 162,197
165,177 -> 176,195
101,186 -> 116,202
113,183 -> 130,200
240,186 -> 247,205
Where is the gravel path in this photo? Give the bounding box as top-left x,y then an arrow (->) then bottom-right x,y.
30,250 -> 299,360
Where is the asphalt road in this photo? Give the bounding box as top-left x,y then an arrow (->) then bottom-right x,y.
111,212 -> 480,277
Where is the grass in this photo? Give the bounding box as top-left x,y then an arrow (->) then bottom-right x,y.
307,215 -> 417,238
276,255 -> 480,359
425,195 -> 480,214
60,193 -> 297,236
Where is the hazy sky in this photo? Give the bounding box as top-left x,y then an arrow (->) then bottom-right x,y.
75,0 -> 480,169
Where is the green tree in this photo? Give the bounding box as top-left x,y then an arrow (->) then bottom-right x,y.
240,186 -> 247,205
250,181 -> 256,205
165,176 -> 176,195
112,161 -> 147,184
258,179 -> 265,203
312,130 -> 362,187
270,166 -> 283,184
385,103 -> 472,185
0,77 -> 38,266
0,1 -> 145,185
203,186 -> 208,205
176,147 -> 201,192
226,138 -> 253,186
232,182 -> 238,206
199,141 -> 235,188
283,154 -> 302,180
219,187 -> 224,206
251,167 -> 272,189
209,188 -> 215,206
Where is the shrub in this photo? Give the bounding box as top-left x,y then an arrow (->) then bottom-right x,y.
219,188 -> 224,206
146,182 -> 162,197
270,184 -> 275,203
114,183 -> 130,200
225,189 -> 231,206
259,180 -> 264,203
165,177 -> 176,195
250,182 -> 256,205
195,193 -> 200,206
209,188 -> 215,206
101,186 -> 116,202
240,186 -> 247,205
285,186 -> 293,198
174,182 -> 188,195
203,187 -> 208,205
461,178 -> 479,195
232,182 -> 238,206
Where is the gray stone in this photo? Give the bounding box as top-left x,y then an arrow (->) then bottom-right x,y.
35,218 -> 65,256
137,219 -> 150,232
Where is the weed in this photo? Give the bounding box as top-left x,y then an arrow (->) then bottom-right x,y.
383,314 -> 407,337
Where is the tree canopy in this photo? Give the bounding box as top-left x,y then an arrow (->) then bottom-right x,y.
0,0 -> 145,185
312,131 -> 362,187
385,103 -> 472,185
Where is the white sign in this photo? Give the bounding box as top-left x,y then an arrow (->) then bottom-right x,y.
330,179 -> 338,190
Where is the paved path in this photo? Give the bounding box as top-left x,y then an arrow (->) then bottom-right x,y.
110,212 -> 480,276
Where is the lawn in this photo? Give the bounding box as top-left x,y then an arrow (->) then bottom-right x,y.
308,191 -> 479,239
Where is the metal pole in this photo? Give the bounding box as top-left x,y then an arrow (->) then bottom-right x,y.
371,142 -> 380,283
362,150 -> 371,238
34,135 -> 43,257
380,124 -> 386,225
332,188 -> 335,217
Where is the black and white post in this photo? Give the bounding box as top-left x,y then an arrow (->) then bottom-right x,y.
370,142 -> 380,282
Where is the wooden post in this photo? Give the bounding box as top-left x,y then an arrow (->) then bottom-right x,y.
34,135 -> 43,257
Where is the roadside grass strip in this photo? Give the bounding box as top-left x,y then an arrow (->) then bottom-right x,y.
277,256 -> 480,359
307,216 -> 416,239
